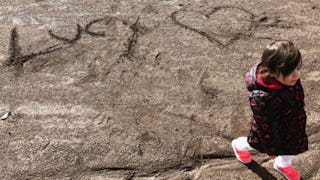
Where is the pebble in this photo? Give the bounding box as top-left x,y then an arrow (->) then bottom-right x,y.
1,112 -> 11,120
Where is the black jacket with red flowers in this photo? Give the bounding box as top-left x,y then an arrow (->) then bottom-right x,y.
245,63 -> 308,155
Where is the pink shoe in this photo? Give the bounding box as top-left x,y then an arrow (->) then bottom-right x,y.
273,163 -> 301,180
231,139 -> 252,163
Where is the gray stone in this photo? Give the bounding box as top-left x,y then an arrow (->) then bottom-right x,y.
0,0 -> 319,179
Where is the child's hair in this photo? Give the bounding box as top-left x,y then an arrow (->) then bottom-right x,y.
259,40 -> 302,81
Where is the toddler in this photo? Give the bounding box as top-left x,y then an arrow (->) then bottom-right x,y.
232,40 -> 308,180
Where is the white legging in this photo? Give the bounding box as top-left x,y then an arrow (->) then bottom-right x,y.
235,136 -> 293,167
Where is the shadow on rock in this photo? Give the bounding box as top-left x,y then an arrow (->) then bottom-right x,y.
244,160 -> 277,180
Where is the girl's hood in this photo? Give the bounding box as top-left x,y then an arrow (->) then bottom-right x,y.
245,63 -> 284,91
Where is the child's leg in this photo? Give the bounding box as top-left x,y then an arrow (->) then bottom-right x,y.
274,155 -> 294,167
233,136 -> 254,151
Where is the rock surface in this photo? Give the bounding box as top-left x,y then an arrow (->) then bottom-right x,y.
0,0 -> 320,179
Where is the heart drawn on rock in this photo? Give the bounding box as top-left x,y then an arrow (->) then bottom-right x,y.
171,6 -> 255,47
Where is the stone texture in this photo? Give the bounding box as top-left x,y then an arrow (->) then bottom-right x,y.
0,0 -> 320,179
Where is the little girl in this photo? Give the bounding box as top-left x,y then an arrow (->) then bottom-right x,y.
232,40 -> 308,180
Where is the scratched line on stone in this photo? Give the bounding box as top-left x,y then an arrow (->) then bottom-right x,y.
4,16 -> 143,76
170,6 -> 297,47
5,27 -> 63,73
171,6 -> 255,47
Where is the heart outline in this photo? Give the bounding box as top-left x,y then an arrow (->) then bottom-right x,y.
171,6 -> 255,47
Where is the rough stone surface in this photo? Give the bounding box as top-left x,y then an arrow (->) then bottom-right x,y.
0,0 -> 320,179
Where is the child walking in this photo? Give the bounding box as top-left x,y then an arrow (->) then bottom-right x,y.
232,40 -> 308,180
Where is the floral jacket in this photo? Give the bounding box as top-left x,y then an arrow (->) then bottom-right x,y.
245,64 -> 308,155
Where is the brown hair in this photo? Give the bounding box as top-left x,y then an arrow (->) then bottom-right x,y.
259,40 -> 302,82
